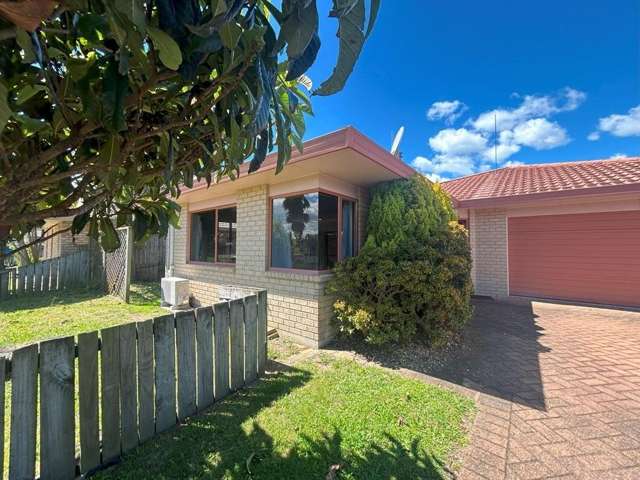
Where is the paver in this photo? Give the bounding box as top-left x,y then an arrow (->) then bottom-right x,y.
444,299 -> 640,479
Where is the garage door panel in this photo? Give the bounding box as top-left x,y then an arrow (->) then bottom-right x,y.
508,211 -> 640,307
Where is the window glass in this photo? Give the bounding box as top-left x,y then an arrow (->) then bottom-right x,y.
318,193 -> 338,269
271,193 -> 344,270
216,207 -> 237,263
341,199 -> 356,259
190,211 -> 214,262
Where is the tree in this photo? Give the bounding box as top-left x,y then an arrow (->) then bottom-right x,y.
0,0 -> 380,255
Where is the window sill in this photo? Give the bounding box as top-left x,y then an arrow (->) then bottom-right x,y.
266,268 -> 335,281
187,261 -> 236,269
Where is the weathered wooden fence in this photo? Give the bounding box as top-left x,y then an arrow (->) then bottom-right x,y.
2,291 -> 268,479
0,249 -> 94,299
132,234 -> 166,282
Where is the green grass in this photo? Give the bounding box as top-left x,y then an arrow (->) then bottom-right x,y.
96,358 -> 474,480
0,283 -> 165,348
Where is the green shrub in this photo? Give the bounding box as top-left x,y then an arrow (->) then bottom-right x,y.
327,176 -> 473,345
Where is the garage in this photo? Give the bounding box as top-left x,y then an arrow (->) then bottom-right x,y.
508,211 -> 640,307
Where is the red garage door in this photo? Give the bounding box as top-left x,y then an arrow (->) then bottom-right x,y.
508,211 -> 640,307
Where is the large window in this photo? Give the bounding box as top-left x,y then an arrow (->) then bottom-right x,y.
190,206 -> 236,264
271,192 -> 356,271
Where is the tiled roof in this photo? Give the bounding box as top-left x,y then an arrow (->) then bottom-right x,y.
441,157 -> 640,206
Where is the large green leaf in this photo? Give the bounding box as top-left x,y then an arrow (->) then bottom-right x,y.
147,26 -> 183,70
102,60 -> 129,131
277,0 -> 318,59
114,0 -> 146,31
0,83 -> 10,133
219,22 -> 242,49
314,0 -> 366,96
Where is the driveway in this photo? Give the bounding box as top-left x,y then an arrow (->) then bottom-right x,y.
452,299 -> 640,479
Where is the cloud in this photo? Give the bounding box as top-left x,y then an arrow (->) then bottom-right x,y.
511,118 -> 569,149
470,87 -> 586,132
413,87 -> 584,180
587,131 -> 600,141
428,128 -> 487,156
427,100 -> 467,125
411,154 -> 475,178
610,153 -> 628,159
594,105 -> 640,138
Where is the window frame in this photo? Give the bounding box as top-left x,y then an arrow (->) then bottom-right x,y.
268,188 -> 358,273
187,203 -> 237,267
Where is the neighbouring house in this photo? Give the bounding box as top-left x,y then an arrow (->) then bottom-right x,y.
441,157 -> 640,308
42,216 -> 91,259
167,127 -> 415,347
42,217 -> 166,281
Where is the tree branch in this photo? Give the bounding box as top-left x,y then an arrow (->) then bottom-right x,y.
1,225 -> 71,259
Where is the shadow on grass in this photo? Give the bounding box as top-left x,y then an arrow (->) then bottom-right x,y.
98,361 -> 449,480
0,288 -> 105,314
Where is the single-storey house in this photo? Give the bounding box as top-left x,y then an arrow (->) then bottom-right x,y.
441,158 -> 640,308
167,127 -> 415,347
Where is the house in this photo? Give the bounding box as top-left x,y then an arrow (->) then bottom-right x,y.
167,127 -> 415,347
441,158 -> 640,308
41,216 -> 91,259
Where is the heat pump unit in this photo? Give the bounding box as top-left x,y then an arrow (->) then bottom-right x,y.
161,277 -> 190,309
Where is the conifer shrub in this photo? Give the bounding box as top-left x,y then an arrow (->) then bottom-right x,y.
327,176 -> 473,345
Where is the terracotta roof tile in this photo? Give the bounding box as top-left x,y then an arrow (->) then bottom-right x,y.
441,157 -> 640,205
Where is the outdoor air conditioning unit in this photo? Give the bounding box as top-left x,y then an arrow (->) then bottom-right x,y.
161,277 -> 190,309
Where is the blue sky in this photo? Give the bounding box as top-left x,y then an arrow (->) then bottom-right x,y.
302,1 -> 640,180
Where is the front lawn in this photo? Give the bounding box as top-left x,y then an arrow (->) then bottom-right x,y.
96,357 -> 474,479
0,283 -> 165,349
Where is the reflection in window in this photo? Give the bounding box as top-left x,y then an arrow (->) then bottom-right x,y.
271,192 -> 353,271
190,206 -> 237,264
216,207 -> 237,263
341,199 -> 356,259
190,211 -> 214,262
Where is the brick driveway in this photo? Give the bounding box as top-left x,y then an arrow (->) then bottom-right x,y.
449,299 -> 640,479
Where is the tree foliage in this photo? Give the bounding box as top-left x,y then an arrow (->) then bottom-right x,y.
0,0 -> 380,253
327,176 -> 473,345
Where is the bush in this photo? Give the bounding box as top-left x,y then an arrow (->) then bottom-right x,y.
327,176 -> 473,345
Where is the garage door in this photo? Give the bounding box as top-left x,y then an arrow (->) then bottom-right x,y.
508,211 -> 640,307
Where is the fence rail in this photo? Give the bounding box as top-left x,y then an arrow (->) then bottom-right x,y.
0,250 -> 93,299
1,291 -> 268,480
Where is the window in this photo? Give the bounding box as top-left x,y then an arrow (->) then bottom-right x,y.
216,207 -> 237,263
270,192 -> 356,271
189,206 -> 236,264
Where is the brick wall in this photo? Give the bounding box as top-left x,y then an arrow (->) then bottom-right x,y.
42,221 -> 90,259
173,184 -> 369,348
469,208 -> 508,298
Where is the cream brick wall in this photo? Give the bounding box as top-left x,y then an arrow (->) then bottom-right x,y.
42,221 -> 91,259
173,184 -> 369,348
469,208 -> 509,298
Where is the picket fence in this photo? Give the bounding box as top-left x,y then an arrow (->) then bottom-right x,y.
0,250 -> 93,299
2,291 -> 267,480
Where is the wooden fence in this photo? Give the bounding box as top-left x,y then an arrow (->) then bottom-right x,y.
2,291 -> 268,480
0,250 -> 94,299
133,234 -> 166,282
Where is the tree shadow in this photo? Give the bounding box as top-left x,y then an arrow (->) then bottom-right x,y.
326,298 -> 551,411
0,288 -> 105,314
98,360 -> 450,480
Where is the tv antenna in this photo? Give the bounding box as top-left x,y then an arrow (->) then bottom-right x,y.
494,113 -> 498,169
390,126 -> 405,157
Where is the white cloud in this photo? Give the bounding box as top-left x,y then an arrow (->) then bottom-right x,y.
587,131 -> 600,141
610,153 -> 628,159
471,87 -> 586,132
596,105 -> 640,138
428,128 -> 487,156
411,154 -> 476,177
427,100 -> 467,125
511,118 -> 569,150
481,143 -> 521,162
415,87 -> 584,179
